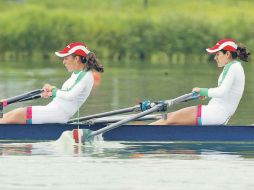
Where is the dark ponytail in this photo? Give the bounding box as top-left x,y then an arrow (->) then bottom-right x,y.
221,43 -> 250,62
79,52 -> 104,73
236,44 -> 251,62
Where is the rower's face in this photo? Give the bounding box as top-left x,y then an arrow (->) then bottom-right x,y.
62,55 -> 78,72
214,51 -> 230,67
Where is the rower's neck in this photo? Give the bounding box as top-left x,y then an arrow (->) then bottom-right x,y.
73,64 -> 86,74
225,58 -> 235,65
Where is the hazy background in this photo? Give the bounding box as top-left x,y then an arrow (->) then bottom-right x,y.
1,0 -> 254,63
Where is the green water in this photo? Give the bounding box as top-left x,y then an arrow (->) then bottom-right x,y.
1,60 -> 254,125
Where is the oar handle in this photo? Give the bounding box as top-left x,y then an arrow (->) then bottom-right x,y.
17,94 -> 42,103
0,102 -> 3,118
0,89 -> 43,118
1,89 -> 43,107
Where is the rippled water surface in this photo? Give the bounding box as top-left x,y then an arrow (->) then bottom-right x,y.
1,140 -> 254,190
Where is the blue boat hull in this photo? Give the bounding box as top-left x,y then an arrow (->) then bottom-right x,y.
0,124 -> 254,142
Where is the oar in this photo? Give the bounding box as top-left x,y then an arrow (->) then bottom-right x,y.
68,105 -> 141,123
1,89 -> 43,106
82,114 -> 164,125
165,92 -> 198,106
68,92 -> 199,124
16,94 -> 42,103
76,92 -> 198,143
0,89 -> 43,118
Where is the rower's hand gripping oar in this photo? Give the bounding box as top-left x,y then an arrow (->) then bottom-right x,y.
0,89 -> 43,118
72,92 -> 198,144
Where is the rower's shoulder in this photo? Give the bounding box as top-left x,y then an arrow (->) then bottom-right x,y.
84,70 -> 93,77
79,70 -> 94,82
78,70 -> 93,77
230,61 -> 245,78
231,61 -> 244,70
71,70 -> 92,83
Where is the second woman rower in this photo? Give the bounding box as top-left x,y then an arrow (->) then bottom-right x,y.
149,38 -> 250,126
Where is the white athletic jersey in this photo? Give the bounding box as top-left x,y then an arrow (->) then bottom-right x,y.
48,70 -> 94,117
207,61 -> 245,116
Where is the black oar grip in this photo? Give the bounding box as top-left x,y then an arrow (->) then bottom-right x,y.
5,89 -> 43,105
17,94 -> 42,103
0,102 -> 3,118
0,89 -> 43,118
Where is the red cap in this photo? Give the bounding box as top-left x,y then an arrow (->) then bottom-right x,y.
55,42 -> 90,57
206,39 -> 238,54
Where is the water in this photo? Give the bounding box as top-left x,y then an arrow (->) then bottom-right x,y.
1,61 -> 254,189
0,141 -> 254,190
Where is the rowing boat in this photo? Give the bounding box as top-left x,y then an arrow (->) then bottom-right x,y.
1,91 -> 253,142
0,124 -> 254,142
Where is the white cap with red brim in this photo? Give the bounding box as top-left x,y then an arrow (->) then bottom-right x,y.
206,39 -> 238,54
55,42 -> 90,57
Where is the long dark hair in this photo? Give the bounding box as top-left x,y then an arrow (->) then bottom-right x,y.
221,43 -> 251,62
75,52 -> 104,73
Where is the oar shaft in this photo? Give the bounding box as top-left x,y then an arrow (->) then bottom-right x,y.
0,103 -> 3,118
69,93 -> 197,124
89,92 -> 198,138
165,92 -> 197,106
90,104 -> 162,137
0,89 -> 43,118
68,105 -> 141,123
83,114 -> 163,125
4,89 -> 43,105
17,94 -> 42,103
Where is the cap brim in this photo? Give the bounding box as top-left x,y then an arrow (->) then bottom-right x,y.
206,47 -> 221,54
206,46 -> 222,54
55,51 -> 72,57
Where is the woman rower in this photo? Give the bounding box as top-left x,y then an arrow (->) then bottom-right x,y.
0,42 -> 103,124
150,38 -> 250,125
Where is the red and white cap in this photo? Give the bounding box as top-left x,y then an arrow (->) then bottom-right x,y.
206,39 -> 238,54
55,42 -> 90,57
